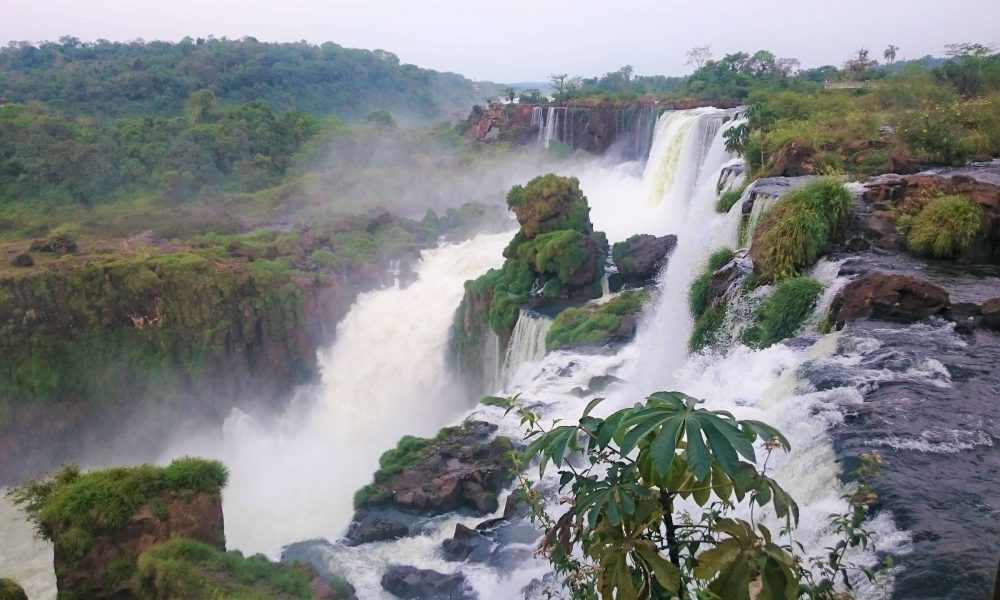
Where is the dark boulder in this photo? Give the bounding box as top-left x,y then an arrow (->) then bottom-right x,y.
830,272 -> 950,329
945,302 -> 983,334
770,140 -> 816,177
442,523 -> 492,562
381,566 -> 476,600
981,297 -> 1000,330
9,253 -> 33,267
345,510 -> 409,545
708,253 -> 752,303
612,234 -> 677,282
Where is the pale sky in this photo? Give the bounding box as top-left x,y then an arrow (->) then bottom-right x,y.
3,0 -> 998,82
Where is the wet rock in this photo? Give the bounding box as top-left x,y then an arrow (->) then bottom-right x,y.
345,510 -> 409,545
612,234 -> 677,282
709,253 -> 752,303
861,162 -> 1000,262
442,523 -> 492,562
607,271 -> 624,293
945,302 -> 983,334
9,253 -> 33,267
381,565 -> 476,600
587,374 -> 624,392
830,272 -> 950,328
770,140 -> 816,177
981,297 -> 1000,330
351,421 -> 515,520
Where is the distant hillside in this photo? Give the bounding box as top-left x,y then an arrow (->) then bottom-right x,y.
0,37 -> 501,121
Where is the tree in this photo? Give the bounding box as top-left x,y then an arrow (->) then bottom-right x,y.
844,47 -> 878,79
685,46 -> 712,70
365,110 -> 396,129
519,88 -> 544,104
505,87 -> 517,103
883,44 -> 899,64
506,391 -> 891,599
550,74 -> 570,99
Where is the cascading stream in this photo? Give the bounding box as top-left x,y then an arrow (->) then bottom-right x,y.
157,232 -> 513,555
501,309 -> 552,388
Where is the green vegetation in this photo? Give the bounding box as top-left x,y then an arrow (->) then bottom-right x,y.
743,276 -> 824,348
505,391 -> 891,599
135,538 -> 312,599
546,290 -> 650,351
505,174 -> 593,238
688,304 -> 727,353
0,579 -> 27,600
688,247 -> 734,320
6,458 -> 227,558
0,37 -> 496,121
751,178 -> 852,282
906,195 -> 984,257
715,181 -> 748,213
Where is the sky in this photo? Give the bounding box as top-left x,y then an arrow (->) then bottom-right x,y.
3,0 -> 999,82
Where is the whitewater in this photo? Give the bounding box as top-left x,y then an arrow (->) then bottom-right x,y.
0,108 -> 912,599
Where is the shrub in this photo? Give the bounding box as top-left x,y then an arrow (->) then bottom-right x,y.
136,538 -> 312,599
751,178 -> 852,281
688,304 -> 727,353
688,247 -> 734,319
308,249 -> 336,265
907,195 -> 983,258
744,276 -> 824,348
0,578 -> 28,600
6,458 -> 228,555
715,182 -> 748,213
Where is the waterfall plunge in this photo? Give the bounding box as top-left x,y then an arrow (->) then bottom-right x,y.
501,309 -> 552,388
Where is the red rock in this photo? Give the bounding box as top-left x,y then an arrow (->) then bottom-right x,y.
830,272 -> 950,328
770,140 -> 817,177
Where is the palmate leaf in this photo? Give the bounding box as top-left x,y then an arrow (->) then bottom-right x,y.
616,391 -> 767,482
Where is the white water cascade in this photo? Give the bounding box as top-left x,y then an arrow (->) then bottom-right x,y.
501,309 -> 552,387
157,232 -> 513,555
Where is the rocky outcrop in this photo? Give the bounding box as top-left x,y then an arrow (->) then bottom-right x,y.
858,162 -> 1000,261
442,523 -> 493,562
612,234 -> 677,283
8,253 -> 32,267
770,140 -> 817,177
381,566 -> 476,600
830,272 -> 950,329
982,297 -> 1000,330
350,421 -> 516,541
345,510 -> 409,545
29,234 -> 77,254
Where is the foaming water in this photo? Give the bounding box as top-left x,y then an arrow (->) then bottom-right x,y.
0,492 -> 56,599
158,232 -> 512,555
502,309 -> 552,388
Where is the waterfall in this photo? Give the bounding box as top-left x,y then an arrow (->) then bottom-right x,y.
501,309 -> 552,387
154,232 -> 513,555
543,106 -> 557,148
530,106 -> 544,147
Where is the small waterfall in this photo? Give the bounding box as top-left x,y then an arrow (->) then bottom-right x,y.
481,328 -> 501,394
530,106 -> 544,147
543,106 -> 558,148
501,309 -> 552,387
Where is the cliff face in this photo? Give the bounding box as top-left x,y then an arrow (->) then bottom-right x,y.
469,100 -> 740,157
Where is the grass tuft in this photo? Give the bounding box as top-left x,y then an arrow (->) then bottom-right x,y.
744,276 -> 824,348
907,195 -> 983,258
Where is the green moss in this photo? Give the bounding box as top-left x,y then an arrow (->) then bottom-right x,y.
517,230 -> 602,286
744,276 -> 824,348
715,181 -> 748,213
135,538 -> 312,599
308,249 -> 337,265
907,195 -> 983,258
6,458 -> 227,557
505,174 -> 592,237
688,248 -> 734,320
751,178 -> 852,282
546,290 -> 650,351
688,304 -> 727,353
0,578 -> 27,600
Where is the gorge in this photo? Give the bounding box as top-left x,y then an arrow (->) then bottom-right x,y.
4,99 -> 1000,600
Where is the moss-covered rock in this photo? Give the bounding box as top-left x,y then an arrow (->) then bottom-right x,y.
546,290 -> 650,351
7,458 -> 228,598
451,175 -> 608,390
505,174 -> 593,239
351,421 -> 516,526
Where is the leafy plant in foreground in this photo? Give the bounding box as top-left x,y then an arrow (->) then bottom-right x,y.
504,391 -> 891,599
